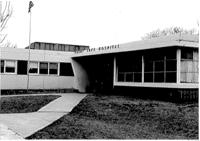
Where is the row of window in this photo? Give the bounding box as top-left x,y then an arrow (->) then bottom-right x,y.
32,42 -> 88,52
117,50 -> 177,83
1,60 -> 74,76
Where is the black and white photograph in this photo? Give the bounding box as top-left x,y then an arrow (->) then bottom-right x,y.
0,0 -> 199,140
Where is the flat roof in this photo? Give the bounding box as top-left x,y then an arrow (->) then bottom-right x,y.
72,34 -> 199,57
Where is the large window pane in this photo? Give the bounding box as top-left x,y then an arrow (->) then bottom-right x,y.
144,61 -> 153,72
166,72 -> 176,83
155,61 -> 164,72
49,63 -> 58,75
166,60 -> 177,71
126,73 -> 133,82
154,72 -> 164,82
17,60 -> 27,75
134,73 -> 142,82
60,63 -> 74,76
40,62 -> 48,74
118,73 -> 125,82
144,73 -> 153,82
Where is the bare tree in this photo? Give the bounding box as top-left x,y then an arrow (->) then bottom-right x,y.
0,1 -> 12,45
142,26 -> 199,40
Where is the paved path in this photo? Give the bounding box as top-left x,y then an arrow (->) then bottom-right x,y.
0,124 -> 24,140
0,93 -> 87,139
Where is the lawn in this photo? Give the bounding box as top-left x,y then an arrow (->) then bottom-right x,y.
0,95 -> 60,113
27,94 -> 198,139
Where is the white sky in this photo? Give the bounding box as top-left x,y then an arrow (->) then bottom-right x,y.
3,0 -> 200,48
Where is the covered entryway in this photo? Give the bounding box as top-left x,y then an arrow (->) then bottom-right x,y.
72,54 -> 114,93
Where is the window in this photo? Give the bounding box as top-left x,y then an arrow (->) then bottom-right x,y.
144,49 -> 177,83
29,62 -> 38,74
17,60 -> 27,75
1,60 -> 4,73
39,62 -> 48,74
49,63 -> 58,75
117,54 -> 142,82
5,60 -> 16,73
181,49 -> 193,60
60,63 -> 74,76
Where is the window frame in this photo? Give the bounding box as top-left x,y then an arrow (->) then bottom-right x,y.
49,62 -> 59,75
29,61 -> 39,75
4,60 -> 17,74
39,62 -> 49,75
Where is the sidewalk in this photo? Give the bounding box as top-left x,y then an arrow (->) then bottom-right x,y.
0,93 -> 87,139
0,124 -> 24,140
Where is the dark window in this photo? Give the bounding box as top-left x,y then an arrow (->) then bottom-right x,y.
118,73 -> 124,82
154,72 -> 164,82
60,63 -> 74,76
166,60 -> 177,71
134,73 -> 142,82
144,73 -> 153,82
17,60 -> 27,75
1,60 -> 4,73
49,63 -> 58,75
154,61 -> 164,72
166,72 -> 176,83
181,49 -> 193,60
126,73 -> 133,82
40,62 -> 48,74
144,61 -> 153,72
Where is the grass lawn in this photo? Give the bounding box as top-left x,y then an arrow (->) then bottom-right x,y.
27,94 -> 198,139
0,95 -> 60,113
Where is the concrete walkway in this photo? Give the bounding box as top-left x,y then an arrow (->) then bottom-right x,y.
0,93 -> 87,139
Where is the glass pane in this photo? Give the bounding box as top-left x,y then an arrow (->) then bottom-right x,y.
49,69 -> 58,74
155,61 -> 164,72
40,62 -> 48,69
144,73 -> 153,82
49,63 -> 58,69
30,62 -> 38,68
166,72 -> 176,83
181,49 -> 193,60
134,73 -> 142,82
118,73 -> 125,82
126,73 -> 133,82
154,72 -> 164,82
166,60 -> 177,71
6,60 -> 15,67
144,61 -> 153,72
6,67 -> 15,73
29,68 -> 38,73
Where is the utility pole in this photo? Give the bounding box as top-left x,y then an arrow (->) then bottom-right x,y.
27,1 -> 34,92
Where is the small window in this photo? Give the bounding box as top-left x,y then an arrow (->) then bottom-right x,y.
17,60 -> 27,75
1,60 -> 4,73
40,62 -> 48,74
49,63 -> 58,75
5,60 -> 16,73
60,63 -> 74,76
29,62 -> 38,74
181,49 -> 193,60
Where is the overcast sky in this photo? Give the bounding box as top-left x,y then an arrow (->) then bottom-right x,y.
3,0 -> 200,48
